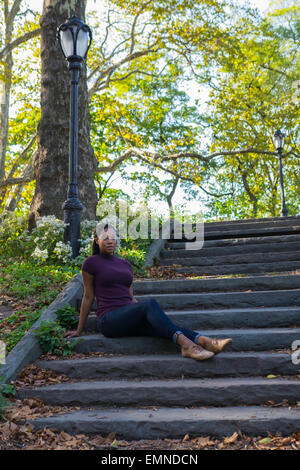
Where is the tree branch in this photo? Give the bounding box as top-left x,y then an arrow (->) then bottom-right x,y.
0,169 -> 34,189
7,134 -> 37,180
158,148 -> 280,163
7,0 -> 22,24
0,28 -> 41,61
88,44 -> 160,97
95,147 -> 233,198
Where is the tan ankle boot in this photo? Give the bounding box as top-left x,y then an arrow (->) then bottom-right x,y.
196,336 -> 232,354
181,344 -> 215,361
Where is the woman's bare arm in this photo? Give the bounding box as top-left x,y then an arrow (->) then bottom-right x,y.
130,283 -> 138,303
64,271 -> 95,337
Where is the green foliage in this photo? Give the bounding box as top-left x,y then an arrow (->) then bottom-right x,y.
0,211 -> 31,259
199,3 -> 300,219
0,260 -> 76,353
1,0 -> 299,221
0,214 -> 93,268
1,309 -> 42,353
0,259 -> 73,301
55,304 -> 78,330
29,216 -> 72,264
0,375 -> 16,420
33,320 -> 81,356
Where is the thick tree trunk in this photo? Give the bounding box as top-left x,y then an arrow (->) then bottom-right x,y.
28,0 -> 98,231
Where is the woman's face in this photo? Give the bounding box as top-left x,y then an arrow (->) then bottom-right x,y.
96,229 -> 117,254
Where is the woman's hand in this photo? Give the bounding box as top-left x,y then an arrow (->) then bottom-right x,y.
63,330 -> 81,338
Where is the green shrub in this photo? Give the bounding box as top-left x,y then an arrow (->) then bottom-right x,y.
0,211 -> 30,259
33,320 -> 81,356
55,304 -> 78,330
0,375 -> 16,420
0,209 -> 160,273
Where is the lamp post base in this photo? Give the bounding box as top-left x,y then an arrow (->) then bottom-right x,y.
62,197 -> 83,259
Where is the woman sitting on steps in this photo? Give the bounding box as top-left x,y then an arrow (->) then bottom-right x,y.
64,222 -> 232,361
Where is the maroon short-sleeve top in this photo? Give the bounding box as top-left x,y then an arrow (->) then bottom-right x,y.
81,252 -> 134,319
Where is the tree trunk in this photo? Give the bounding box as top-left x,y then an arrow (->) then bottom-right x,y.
0,68 -> 11,184
28,0 -> 98,231
0,1 -> 16,196
166,176 -> 179,217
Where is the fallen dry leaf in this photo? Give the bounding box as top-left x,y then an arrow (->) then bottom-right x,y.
191,436 -> 216,447
223,432 -> 239,445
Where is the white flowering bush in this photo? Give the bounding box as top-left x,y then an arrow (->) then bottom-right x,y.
30,216 -> 70,264
53,241 -> 73,263
0,211 -> 151,270
32,246 -> 49,261
0,210 -> 31,258
80,219 -> 99,239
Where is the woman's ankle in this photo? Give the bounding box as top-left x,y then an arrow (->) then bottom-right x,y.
176,333 -> 195,349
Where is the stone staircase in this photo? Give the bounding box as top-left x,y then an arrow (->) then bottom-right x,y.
17,216 -> 300,439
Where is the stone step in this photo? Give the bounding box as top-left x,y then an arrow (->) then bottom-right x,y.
76,277 -> 300,314
17,377 -> 300,408
25,405 -> 300,439
129,275 -> 300,294
84,289 -> 300,312
198,218 -> 300,232
36,352 -> 299,380
161,241 -> 300,259
70,328 -> 300,354
171,260 -> 300,276
169,225 -> 300,242
82,307 -> 300,331
158,250 -> 300,267
166,234 -> 300,250
203,216 -> 300,227
136,290 -> 300,309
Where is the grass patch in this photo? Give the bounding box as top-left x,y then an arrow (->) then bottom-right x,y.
0,259 -> 77,354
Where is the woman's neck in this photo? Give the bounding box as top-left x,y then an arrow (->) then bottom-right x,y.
99,251 -> 114,258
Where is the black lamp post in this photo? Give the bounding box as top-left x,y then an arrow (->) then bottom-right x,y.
272,129 -> 288,217
57,15 -> 92,258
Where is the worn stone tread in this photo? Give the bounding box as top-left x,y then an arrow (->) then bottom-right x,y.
170,225 -> 300,242
82,306 -> 300,331
17,377 -> 300,407
35,352 -> 299,379
202,217 -> 300,230
161,241 -> 300,259
172,261 -> 300,275
135,289 -> 300,309
86,289 -> 300,312
70,327 -> 300,354
159,250 -> 300,267
202,216 -> 300,227
123,275 -> 300,293
27,405 -> 300,438
166,233 -> 300,250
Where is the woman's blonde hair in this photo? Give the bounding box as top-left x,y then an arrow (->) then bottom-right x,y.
92,222 -> 120,255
